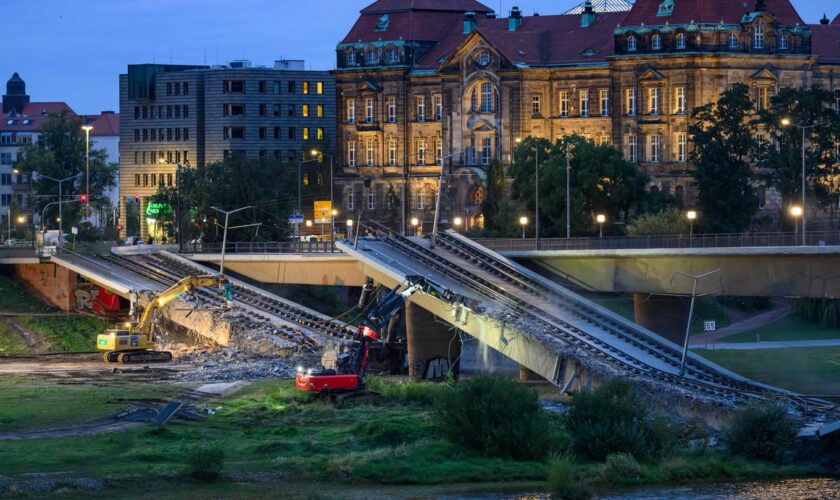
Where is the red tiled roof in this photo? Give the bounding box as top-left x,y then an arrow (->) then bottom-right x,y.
343,10 -> 471,44
361,0 -> 491,14
833,13 -> 840,25
86,112 -> 120,136
622,0 -> 804,26
21,102 -> 72,116
810,24 -> 840,64
1,102 -> 75,132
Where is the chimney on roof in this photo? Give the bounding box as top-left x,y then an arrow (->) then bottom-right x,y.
464,11 -> 477,34
581,1 -> 597,28
820,14 -> 829,25
509,6 -> 523,32
754,0 -> 766,11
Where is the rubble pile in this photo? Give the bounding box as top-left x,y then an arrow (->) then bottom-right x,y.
173,346 -> 320,382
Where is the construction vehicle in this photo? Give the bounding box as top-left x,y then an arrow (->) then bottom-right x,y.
295,275 -> 457,397
97,274 -> 232,364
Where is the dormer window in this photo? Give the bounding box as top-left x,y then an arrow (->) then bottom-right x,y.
374,14 -> 389,32
754,23 -> 764,49
656,0 -> 674,17
387,49 -> 398,64
347,51 -> 356,66
627,35 -> 637,52
778,34 -> 788,50
728,32 -> 740,49
676,33 -> 686,49
367,51 -> 378,64
651,34 -> 662,50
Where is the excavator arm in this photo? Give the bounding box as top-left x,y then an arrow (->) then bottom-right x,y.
134,274 -> 229,337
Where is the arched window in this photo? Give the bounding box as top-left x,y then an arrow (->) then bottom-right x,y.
480,82 -> 493,113
754,23 -> 764,49
627,35 -> 637,52
652,34 -> 662,50
728,32 -> 739,49
778,34 -> 788,50
676,33 -> 686,49
347,51 -> 356,65
476,50 -> 491,66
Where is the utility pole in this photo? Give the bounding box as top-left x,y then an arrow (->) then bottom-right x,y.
566,150 -> 571,239
211,206 -> 259,279
38,173 -> 79,249
82,125 -> 93,219
535,145 -> 540,250
671,269 -> 721,377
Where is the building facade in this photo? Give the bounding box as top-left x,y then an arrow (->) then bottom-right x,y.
333,0 -> 840,233
118,60 -> 336,239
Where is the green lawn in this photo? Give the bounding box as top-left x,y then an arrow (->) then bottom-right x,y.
694,347 -> 840,396
722,315 -> 840,343
0,275 -> 51,313
0,321 -> 29,354
17,315 -> 110,352
0,376 -> 187,431
591,294 -> 730,332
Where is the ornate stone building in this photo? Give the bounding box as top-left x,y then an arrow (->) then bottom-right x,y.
333,0 -> 840,233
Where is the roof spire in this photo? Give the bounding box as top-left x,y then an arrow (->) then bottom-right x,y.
820,13 -> 829,25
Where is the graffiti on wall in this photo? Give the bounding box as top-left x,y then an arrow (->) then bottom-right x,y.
423,357 -> 451,381
73,285 -> 102,312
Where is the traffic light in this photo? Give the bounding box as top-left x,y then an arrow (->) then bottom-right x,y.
80,194 -> 88,204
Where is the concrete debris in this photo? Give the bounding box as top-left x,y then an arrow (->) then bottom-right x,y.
172,345 -> 320,382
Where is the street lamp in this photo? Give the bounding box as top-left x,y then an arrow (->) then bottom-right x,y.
781,117 -> 827,246
515,137 -> 543,249
519,216 -> 528,239
37,173 -> 80,248
410,217 -> 420,236
453,216 -> 463,231
430,151 -> 462,249
596,214 -> 606,238
686,210 -> 697,247
297,157 -> 319,243
82,125 -> 94,218
790,205 -> 803,245
346,218 -> 354,240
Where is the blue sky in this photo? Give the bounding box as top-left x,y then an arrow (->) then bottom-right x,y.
0,0 -> 830,114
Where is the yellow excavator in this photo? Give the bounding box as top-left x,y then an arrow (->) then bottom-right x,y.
97,274 -> 232,364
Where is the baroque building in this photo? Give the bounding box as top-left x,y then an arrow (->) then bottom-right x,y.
333,0 -> 840,233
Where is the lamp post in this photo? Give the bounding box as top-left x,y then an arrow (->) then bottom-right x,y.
672,269 -> 721,377
346,218 -> 354,240
82,125 -> 93,219
211,205 -> 257,279
790,205 -> 803,245
430,151 -> 462,249
515,138 -> 545,248
453,216 -> 463,232
410,217 -> 420,237
596,214 -> 606,238
38,173 -> 80,248
297,157 -> 318,244
781,118 -> 826,246
686,210 -> 697,247
519,216 -> 528,239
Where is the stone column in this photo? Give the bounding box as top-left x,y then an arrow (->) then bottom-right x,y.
633,293 -> 691,344
405,301 -> 461,381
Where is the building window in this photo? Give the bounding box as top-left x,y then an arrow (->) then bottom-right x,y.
288,104 -> 295,117
317,128 -> 324,140
166,83 -> 172,96
627,35 -> 637,52
433,95 -> 442,121
366,139 -> 376,166
476,50 -> 491,66
388,139 -> 397,165
648,87 -> 659,115
316,81 -> 324,95
729,32 -> 740,49
273,81 -> 281,94
676,33 -> 686,49
302,82 -> 309,95
288,127 -> 296,140
387,49 -> 398,64
223,104 -> 245,117
348,141 -> 357,166
416,138 -> 426,165
274,127 -> 281,139
676,133 -> 687,162
347,190 -> 355,210
224,127 -> 245,140
258,80 -> 266,94
387,97 -> 397,122
480,138 -> 492,165
626,88 -> 637,116
600,90 -> 609,117
756,87 -> 770,111
223,80 -> 245,93
286,81 -> 295,94
675,86 -> 686,114
416,96 -> 425,122
835,90 -> 840,112
317,104 -> 324,118
259,127 -> 267,140
302,104 -> 310,118
480,83 -> 493,113
367,190 -> 375,210
303,127 -> 309,141
627,134 -> 638,163
347,51 -> 356,66
347,99 -> 356,123
532,95 -> 541,116
597,134 -> 610,146
649,134 -> 660,163
579,90 -> 589,117
367,51 -> 378,64
754,23 -> 764,49
435,137 -> 443,164
183,105 -> 189,118
778,34 -> 788,50
134,174 -> 140,186
259,104 -> 267,117
365,98 -> 375,123
273,104 -> 281,117
651,34 -> 662,50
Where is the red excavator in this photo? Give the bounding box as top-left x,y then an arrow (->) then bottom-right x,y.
295,275 -> 457,397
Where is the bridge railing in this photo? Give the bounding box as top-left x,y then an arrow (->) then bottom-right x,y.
471,231 -> 840,252
181,240 -> 340,254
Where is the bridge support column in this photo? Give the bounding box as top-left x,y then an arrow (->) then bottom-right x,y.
633,293 -> 690,344
405,302 -> 460,381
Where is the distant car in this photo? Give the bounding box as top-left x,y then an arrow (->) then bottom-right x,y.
124,236 -> 142,246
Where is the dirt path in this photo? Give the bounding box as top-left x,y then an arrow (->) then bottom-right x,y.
691,298 -> 793,345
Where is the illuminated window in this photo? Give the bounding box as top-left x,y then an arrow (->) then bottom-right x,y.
676,133 -> 687,162
649,134 -> 660,163
348,141 -> 356,166
626,88 -> 637,116
366,139 -> 375,166
579,90 -> 589,117
559,91 -> 569,117
674,86 -> 686,114
600,90 -> 609,116
346,99 -> 356,123
480,83 -> 493,113
648,87 -> 659,115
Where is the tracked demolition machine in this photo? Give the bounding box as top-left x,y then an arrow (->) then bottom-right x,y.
296,275 -> 457,396
97,274 -> 233,363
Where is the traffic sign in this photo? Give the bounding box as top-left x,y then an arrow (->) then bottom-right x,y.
314,201 -> 332,224
704,320 -> 716,332
288,214 -> 304,225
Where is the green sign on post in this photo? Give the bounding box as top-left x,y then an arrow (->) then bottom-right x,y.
145,202 -> 173,217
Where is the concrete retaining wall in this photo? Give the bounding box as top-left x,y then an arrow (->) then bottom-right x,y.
14,263 -> 77,312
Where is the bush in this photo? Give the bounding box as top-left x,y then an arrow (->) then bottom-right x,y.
626,208 -> 688,236
599,453 -> 642,484
185,443 -> 225,481
547,456 -> 591,499
724,400 -> 799,463
565,379 -> 675,461
435,375 -> 557,460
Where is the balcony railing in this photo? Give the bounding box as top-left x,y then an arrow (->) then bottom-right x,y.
181,240 -> 339,254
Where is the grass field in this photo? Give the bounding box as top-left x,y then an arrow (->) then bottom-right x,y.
0,275 -> 51,313
694,347 -> 840,396
722,315 -> 840,343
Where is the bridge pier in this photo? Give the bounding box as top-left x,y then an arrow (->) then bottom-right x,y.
633,293 -> 690,344
405,302 -> 461,381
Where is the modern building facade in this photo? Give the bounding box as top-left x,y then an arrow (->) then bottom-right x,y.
333,0 -> 840,233
118,60 -> 336,239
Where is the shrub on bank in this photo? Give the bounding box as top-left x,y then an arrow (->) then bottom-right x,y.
185,443 -> 225,481
565,379 -> 675,461
546,456 -> 591,500
599,453 -> 642,484
435,375 -> 561,460
724,400 -> 799,463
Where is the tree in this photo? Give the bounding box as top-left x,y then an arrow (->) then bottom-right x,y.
757,87 -> 840,222
689,83 -> 758,233
17,112 -> 117,232
626,208 -> 689,236
481,158 -> 516,236
511,135 -> 648,237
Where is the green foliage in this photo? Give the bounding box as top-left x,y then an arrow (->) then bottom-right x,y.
797,298 -> 840,328
185,443 -> 225,481
511,135 -> 648,237
626,208 -> 689,236
565,379 -> 675,461
18,315 -> 109,352
689,83 -> 758,233
365,376 -> 440,406
547,456 -> 591,499
0,275 -> 51,312
724,400 -> 800,463
435,375 -> 556,460
481,159 -> 516,235
599,453 -> 642,484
